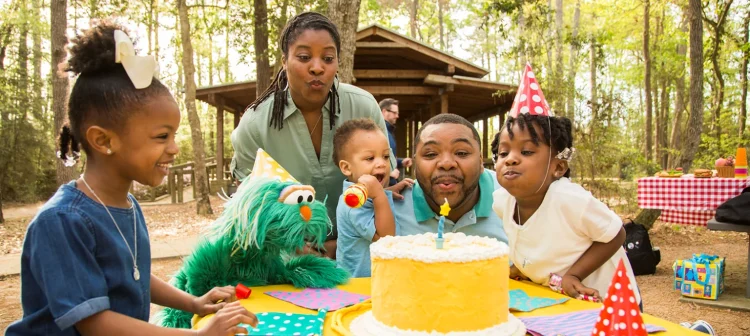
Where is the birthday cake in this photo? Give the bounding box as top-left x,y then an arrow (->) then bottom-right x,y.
349,232 -> 525,335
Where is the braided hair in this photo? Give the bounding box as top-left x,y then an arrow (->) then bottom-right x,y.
57,21 -> 170,162
249,12 -> 341,131
491,114 -> 574,177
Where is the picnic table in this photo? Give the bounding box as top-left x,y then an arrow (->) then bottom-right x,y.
192,278 -> 704,335
636,176 -> 749,226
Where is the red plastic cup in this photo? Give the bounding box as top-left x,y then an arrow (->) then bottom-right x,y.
236,283 -> 252,299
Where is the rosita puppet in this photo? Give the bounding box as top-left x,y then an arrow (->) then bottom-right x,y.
157,149 -> 350,328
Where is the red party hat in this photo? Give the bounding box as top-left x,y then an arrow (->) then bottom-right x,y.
509,63 -> 551,118
591,259 -> 647,336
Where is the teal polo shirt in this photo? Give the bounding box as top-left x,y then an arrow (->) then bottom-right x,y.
394,169 -> 508,244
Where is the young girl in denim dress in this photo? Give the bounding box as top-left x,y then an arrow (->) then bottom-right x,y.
6,22 -> 257,336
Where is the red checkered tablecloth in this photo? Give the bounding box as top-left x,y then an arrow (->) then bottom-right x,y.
637,177 -> 749,226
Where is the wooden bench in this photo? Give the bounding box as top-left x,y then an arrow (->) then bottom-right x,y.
707,218 -> 750,298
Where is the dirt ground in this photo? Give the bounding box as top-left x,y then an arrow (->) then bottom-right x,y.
1,201 -> 750,334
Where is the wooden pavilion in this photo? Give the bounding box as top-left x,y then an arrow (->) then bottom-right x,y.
196,24 -> 517,181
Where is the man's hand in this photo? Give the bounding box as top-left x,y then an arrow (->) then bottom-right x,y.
402,157 -> 413,168
386,178 -> 414,200
390,169 -> 400,180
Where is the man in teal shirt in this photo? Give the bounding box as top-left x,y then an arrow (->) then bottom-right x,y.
395,114 -> 508,244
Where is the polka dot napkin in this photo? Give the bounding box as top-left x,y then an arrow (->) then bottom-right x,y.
509,289 -> 569,312
237,309 -> 326,336
265,288 -> 370,311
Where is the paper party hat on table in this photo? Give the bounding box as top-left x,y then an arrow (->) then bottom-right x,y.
591,259 -> 647,336
249,148 -> 298,183
509,63 -> 551,118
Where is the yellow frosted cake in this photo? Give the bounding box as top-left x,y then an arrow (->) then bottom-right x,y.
349,232 -> 525,335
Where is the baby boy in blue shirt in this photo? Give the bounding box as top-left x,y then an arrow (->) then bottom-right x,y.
333,119 -> 412,277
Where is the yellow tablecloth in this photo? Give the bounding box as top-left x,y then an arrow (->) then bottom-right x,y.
193,277 -> 703,335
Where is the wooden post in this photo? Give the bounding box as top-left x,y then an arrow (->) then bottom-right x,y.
169,170 -> 176,204
150,187 -> 156,202
191,169 -> 196,199
440,93 -> 449,114
177,169 -> 184,203
482,117 -> 489,158
233,111 -> 240,128
216,97 -> 225,185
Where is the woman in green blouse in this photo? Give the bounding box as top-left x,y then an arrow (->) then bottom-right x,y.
230,12 -> 394,258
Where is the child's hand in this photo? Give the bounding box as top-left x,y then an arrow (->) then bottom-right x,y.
358,175 -> 385,199
193,286 -> 236,317
509,265 -> 529,281
561,274 -> 601,301
386,178 -> 414,200
197,301 -> 258,336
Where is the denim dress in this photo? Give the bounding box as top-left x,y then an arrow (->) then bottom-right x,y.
5,181 -> 151,335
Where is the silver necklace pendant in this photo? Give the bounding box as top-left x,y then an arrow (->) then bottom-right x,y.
134,267 -> 140,281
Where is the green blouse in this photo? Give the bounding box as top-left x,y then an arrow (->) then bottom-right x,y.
230,81 -> 395,239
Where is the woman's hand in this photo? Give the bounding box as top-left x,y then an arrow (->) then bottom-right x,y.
192,286 -> 236,317
386,178 -> 414,200
561,274 -> 600,301
196,301 -> 258,336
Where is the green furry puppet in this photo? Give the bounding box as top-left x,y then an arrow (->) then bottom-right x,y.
156,173 -> 350,328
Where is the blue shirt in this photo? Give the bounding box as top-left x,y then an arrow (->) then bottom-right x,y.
385,122 -> 402,186
394,169 -> 509,244
6,182 -> 152,335
336,180 -> 402,277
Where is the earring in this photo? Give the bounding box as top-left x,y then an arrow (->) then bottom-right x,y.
106,148 -> 112,155
283,70 -> 289,91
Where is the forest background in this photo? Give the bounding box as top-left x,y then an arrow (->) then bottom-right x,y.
0,0 -> 748,220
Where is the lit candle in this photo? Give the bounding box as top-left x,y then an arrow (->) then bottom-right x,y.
436,198 -> 451,249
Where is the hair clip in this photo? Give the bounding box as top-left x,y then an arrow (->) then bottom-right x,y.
56,150 -> 81,167
114,30 -> 159,89
555,147 -> 576,161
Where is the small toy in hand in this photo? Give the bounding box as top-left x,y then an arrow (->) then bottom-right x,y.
549,273 -> 600,303
343,183 -> 367,208
235,283 -> 251,299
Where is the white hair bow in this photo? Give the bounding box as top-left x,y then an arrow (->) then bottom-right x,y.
114,30 -> 159,89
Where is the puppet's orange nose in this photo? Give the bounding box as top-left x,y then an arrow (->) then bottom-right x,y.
300,205 -> 312,222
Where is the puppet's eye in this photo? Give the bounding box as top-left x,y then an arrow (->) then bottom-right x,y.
282,189 -> 315,205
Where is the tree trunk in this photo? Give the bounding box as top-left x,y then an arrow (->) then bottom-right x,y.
659,78 -> 670,168
554,0 -> 564,115
546,0 -> 553,90
327,0 -> 361,84
590,38 -> 597,182
518,6 -> 526,67
703,0 -> 733,149
225,0 -> 231,82
739,11 -> 749,138
51,0 -> 76,185
669,14 -> 688,168
177,0 -> 213,215
254,0 -> 271,96
275,0 -> 289,68
437,0 -> 445,50
154,0 -> 159,61
643,0 -> 653,161
681,0 -> 704,172
567,0 -> 580,121
409,0 -> 418,39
